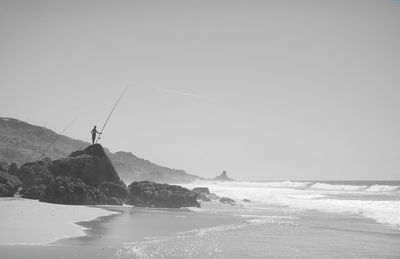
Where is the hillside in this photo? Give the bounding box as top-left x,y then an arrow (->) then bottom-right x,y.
0,117 -> 201,184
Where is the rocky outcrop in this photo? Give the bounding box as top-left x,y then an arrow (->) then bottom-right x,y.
0,171 -> 22,197
16,159 -> 53,188
219,197 -> 236,205
99,181 -> 128,205
21,185 -> 47,199
14,144 -> 128,205
213,170 -> 235,181
50,144 -> 122,187
192,187 -> 220,202
192,187 -> 210,194
127,181 -> 200,208
40,176 -> 107,205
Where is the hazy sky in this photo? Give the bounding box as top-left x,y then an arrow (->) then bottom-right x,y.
1,0 -> 400,180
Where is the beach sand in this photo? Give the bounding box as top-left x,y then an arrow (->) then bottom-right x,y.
0,198 -> 241,259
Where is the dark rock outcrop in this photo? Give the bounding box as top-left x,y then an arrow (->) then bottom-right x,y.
99,181 -> 128,205
49,144 -> 121,187
219,197 -> 236,205
0,171 -> 22,197
21,185 -> 47,199
213,170 -> 234,181
17,159 -> 53,189
191,187 -> 221,202
192,187 -> 212,202
40,176 -> 107,205
192,187 -> 210,194
127,181 -> 200,208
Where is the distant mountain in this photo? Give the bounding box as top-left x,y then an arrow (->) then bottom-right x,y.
0,117 -> 201,184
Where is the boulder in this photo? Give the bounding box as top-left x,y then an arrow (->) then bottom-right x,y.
40,176 -> 107,205
17,159 -> 53,189
192,187 -> 210,194
99,181 -> 128,205
0,171 -> 22,197
21,185 -> 47,200
192,187 -> 219,202
49,144 -> 122,187
127,181 -> 200,208
219,197 -> 236,205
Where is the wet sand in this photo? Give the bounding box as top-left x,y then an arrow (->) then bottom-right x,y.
0,205 -> 242,259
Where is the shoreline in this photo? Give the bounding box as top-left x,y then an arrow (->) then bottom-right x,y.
0,197 -> 119,246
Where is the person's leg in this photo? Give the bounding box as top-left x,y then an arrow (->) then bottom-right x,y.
92,136 -> 95,144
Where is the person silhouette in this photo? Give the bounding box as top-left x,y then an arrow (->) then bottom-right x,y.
91,126 -> 101,144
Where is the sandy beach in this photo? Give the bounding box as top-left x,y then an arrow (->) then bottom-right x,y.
0,197 -> 118,245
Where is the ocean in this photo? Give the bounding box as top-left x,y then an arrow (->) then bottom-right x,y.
116,180 -> 400,258
1,180 -> 399,258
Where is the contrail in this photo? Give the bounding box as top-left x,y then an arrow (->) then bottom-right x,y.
157,88 -> 213,102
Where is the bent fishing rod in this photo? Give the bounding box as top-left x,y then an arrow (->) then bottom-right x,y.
26,116 -> 79,162
95,86 -> 128,144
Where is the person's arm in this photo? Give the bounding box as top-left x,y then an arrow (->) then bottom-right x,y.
97,130 -> 102,134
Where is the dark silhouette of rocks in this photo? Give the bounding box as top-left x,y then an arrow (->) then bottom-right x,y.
219,197 -> 236,205
99,181 -> 128,205
213,170 -> 235,181
0,171 -> 22,197
50,144 -> 122,187
192,187 -> 210,194
15,144 -> 128,205
17,158 -> 53,189
40,176 -> 107,205
21,185 -> 47,200
127,181 -> 200,208
192,187 -> 216,202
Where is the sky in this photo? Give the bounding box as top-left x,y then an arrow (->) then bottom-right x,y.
1,0 -> 400,180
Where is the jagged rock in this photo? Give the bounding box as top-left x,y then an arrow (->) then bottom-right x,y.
40,176 -> 107,205
192,187 -> 212,202
17,159 -> 53,189
127,181 -> 200,208
0,171 -> 22,197
213,170 -> 235,181
192,187 -> 210,194
49,144 -> 122,187
208,193 -> 220,200
99,181 -> 128,205
21,185 -> 47,199
219,197 -> 236,205
192,187 -> 220,202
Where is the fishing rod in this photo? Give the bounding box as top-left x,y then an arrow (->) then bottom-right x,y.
95,86 -> 128,144
27,116 -> 79,162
